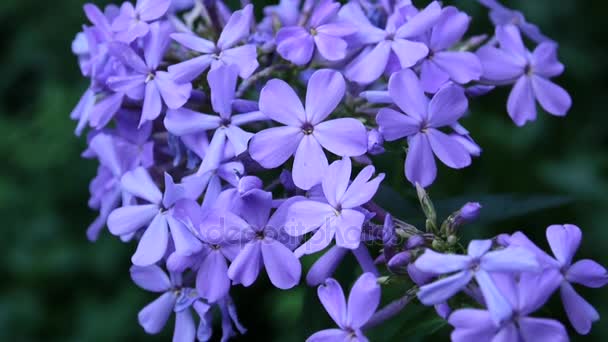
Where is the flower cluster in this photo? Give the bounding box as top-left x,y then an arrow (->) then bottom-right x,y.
70,0 -> 603,341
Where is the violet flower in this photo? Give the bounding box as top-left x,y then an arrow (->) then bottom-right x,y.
107,168 -> 203,266
276,0 -> 357,65
376,69 -> 475,187
131,265 -> 203,340
449,273 -> 568,342
286,158 -> 385,256
249,69 -> 368,190
340,1 -> 441,84
478,0 -> 553,43
107,22 -> 192,125
307,273 -> 380,342
477,24 -> 571,126
168,4 -> 258,83
204,194 -> 303,289
111,0 -> 171,43
415,239 -> 539,323
418,6 -> 482,93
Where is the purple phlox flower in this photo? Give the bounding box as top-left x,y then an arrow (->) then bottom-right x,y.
307,273 -> 380,342
340,1 -> 442,84
285,157 -> 385,256
478,0 -> 553,44
86,132 -> 140,241
514,224 -> 608,335
164,65 -> 266,176
107,22 -> 192,126
376,69 -> 475,187
418,6 -> 483,93
249,69 -> 368,190
111,0 -> 171,43
212,176 -> 276,225
171,198 -> 240,303
415,239 -> 540,323
205,194 -> 302,289
71,88 -> 97,136
276,0 -> 357,65
107,168 -> 203,266
131,265 -> 203,340
477,24 -> 571,126
449,272 -> 568,342
168,4 -> 258,83
260,0 -> 300,31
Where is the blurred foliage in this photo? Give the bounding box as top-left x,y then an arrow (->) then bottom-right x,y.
0,0 -> 606,341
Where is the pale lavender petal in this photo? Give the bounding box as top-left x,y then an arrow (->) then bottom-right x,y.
430,7 -> 470,51
546,224 -> 581,267
171,33 -> 216,53
314,118 -> 367,157
142,81 -> 163,123
219,44 -> 259,79
259,79 -> 306,125
107,74 -> 146,93
107,204 -> 159,236
225,125 -> 253,156
305,69 -> 345,125
164,108 -> 220,136
249,126 -> 303,168
405,133 -> 437,187
432,52 -> 482,85
155,73 -> 192,110
90,93 -> 124,129
449,309 -> 497,342
340,168 -> 385,209
560,281 -> 599,335
309,0 -> 340,27
121,167 -> 162,204
285,200 -> 336,236
481,247 -> 540,273
530,75 -> 571,116
144,22 -> 171,70
334,209 -> 365,250
477,46 -> 525,82
531,42 -> 564,78
208,66 -> 237,117
395,1 -> 441,38
306,329 -> 349,342
496,24 -> 526,58
507,76 -> 537,126
132,213 -> 169,266
261,238 -> 301,289
314,33 -> 347,61
391,39 -> 429,69
173,309 -> 196,342
227,241 -> 262,287
388,69 -> 429,121
137,0 -> 170,21
108,42 -> 149,74
420,60 -> 450,94
167,214 -> 203,256
347,273 -> 380,328
197,250 -> 230,302
322,158 -> 352,208
417,270 -> 474,305
475,270 -> 513,324
168,55 -> 213,84
345,41 -> 392,85
292,135 -> 329,190
138,292 -> 176,334
376,108 -> 421,141
518,317 -> 568,342
427,85 -> 468,127
276,26 -> 315,65
197,129 -> 226,176
566,259 -> 608,288
216,4 -> 253,50
317,278 -> 347,327
130,265 -> 172,292
294,222 -> 336,257
427,129 -> 472,169
414,249 -> 472,274
467,240 -> 492,258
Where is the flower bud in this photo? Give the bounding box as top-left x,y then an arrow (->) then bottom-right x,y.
454,202 -> 482,226
387,251 -> 411,274
367,129 -> 385,155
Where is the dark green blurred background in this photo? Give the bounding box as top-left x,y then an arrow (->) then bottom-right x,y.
0,0 -> 606,341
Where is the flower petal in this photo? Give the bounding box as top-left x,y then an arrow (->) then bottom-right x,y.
388,69 -> 428,121
227,241 -> 262,287
433,51 -> 482,85
276,26 -> 314,65
313,118 -> 367,157
376,108 -> 420,141
292,135 -> 329,190
261,238 -> 302,289
317,278 -> 347,327
427,129 -> 472,169
566,259 -> 608,288
405,133 -> 437,187
334,209 -> 365,250
417,270 -> 473,305
546,224 -> 581,267
197,250 -> 230,303
249,126 -> 304,169
427,85 -> 468,127
347,273 -> 380,328
507,76 -> 537,126
322,158 -> 352,208
518,317 -> 568,342
285,200 -> 336,236
560,281 -> 599,335
530,75 -> 571,116
314,34 -> 347,61
107,204 -> 159,236
415,249 -> 472,274
480,247 -> 540,273
138,292 -> 176,334
345,41 -> 392,85
305,69 -> 345,125
391,39 -> 429,69
121,167 -> 162,204
130,265 -> 172,292
259,79 -> 306,125
132,213 -> 169,266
